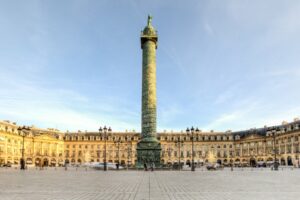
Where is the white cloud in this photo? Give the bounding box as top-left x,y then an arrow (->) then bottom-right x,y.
204,99 -> 259,131
0,73 -> 139,132
204,97 -> 300,132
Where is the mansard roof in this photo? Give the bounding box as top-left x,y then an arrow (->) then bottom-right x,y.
232,120 -> 300,138
1,119 -> 299,140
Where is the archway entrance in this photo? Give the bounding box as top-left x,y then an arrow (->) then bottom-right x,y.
35,158 -> 41,166
287,156 -> 293,166
186,160 -> 191,167
121,160 -> 125,165
43,158 -> 49,167
65,159 -> 70,164
250,157 -> 256,167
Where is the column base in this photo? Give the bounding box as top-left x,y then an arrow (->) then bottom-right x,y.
136,138 -> 161,169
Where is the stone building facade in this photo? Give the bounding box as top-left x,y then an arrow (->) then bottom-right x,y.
159,120 -> 300,167
0,120 -> 64,167
0,119 -> 299,167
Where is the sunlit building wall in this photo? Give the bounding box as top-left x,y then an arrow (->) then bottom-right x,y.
1,119 -> 299,167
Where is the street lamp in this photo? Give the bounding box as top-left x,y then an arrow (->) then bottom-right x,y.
175,135 -> 183,171
99,125 -> 111,171
269,128 -> 279,171
186,127 -> 199,171
17,126 -> 31,170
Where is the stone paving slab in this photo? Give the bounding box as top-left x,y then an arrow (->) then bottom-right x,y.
0,168 -> 299,200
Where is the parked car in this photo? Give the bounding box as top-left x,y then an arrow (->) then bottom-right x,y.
26,164 -> 35,168
86,162 -> 124,170
206,163 -> 222,170
257,161 -> 266,167
3,163 -> 12,167
266,161 -> 274,167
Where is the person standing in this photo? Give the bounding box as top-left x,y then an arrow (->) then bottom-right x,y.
150,162 -> 155,171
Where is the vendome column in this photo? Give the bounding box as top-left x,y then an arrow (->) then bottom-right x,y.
136,15 -> 161,168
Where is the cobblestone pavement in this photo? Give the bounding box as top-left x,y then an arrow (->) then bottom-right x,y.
0,167 -> 300,200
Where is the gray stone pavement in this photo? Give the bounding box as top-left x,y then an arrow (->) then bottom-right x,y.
0,167 -> 300,200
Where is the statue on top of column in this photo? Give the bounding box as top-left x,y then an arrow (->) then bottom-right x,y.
147,15 -> 152,26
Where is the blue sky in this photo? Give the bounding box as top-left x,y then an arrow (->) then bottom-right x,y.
1,0 -> 300,132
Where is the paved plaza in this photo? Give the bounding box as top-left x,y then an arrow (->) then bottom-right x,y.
0,167 -> 300,200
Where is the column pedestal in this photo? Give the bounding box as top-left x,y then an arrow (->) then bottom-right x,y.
136,138 -> 161,168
